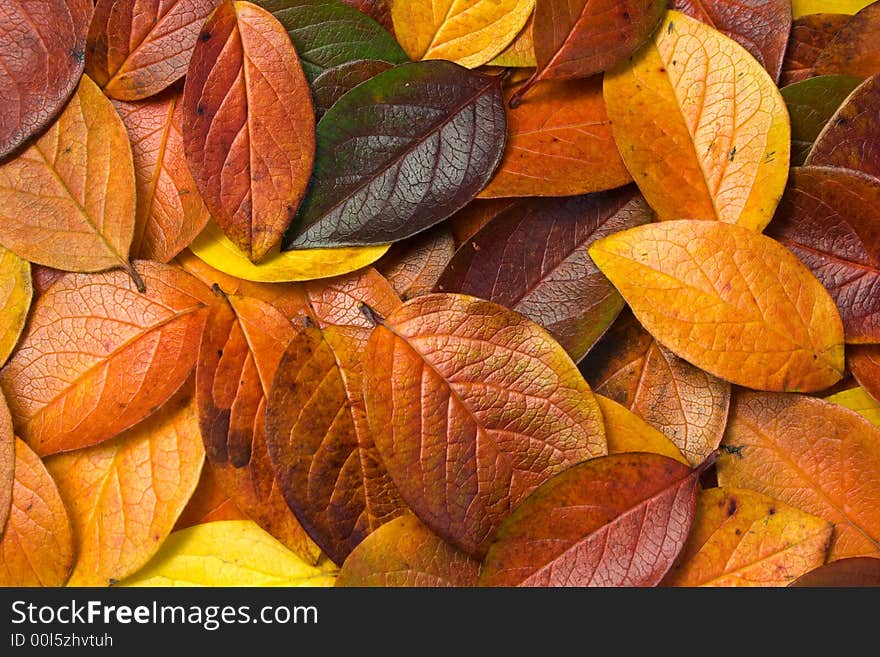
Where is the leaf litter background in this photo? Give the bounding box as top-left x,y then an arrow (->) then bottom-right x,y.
0,0 -> 879,588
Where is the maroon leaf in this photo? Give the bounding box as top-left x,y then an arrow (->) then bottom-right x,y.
781,13 -> 849,86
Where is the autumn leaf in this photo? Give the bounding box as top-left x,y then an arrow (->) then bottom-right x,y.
0,392 -> 16,545
30,265 -> 66,298
671,0 -> 791,82
604,11 -> 791,232
0,438 -> 74,587
342,0 -> 393,30
121,520 -> 338,586
479,75 -> 632,198
510,0 -> 667,107
183,0 -> 315,262
718,391 -> 880,560
255,0 -> 407,81
661,487 -> 831,586
792,0 -> 874,17
0,262 -> 212,455
113,87 -> 211,262
480,453 -> 713,586
826,385 -> 880,425
86,0 -> 220,101
437,189 -> 652,363
790,557 -> 880,586
767,167 -> 880,343
363,293 -> 607,555
0,74 -> 137,275
448,198 -> 522,246
0,0 -> 92,159
781,75 -> 862,164
0,246 -> 31,367
781,13 -> 850,86
197,290 -> 320,562
376,225 -> 455,300
597,395 -> 688,464
282,60 -> 506,249
581,311 -> 731,465
807,73 -> 880,179
310,60 -> 393,119
189,220 -> 389,283
813,2 -> 880,77
390,0 -> 534,68
589,220 -> 846,392
174,464 -> 247,529
46,385 -> 204,586
265,269 -> 408,565
850,344 -> 880,402
337,515 -> 480,586
487,14 -> 535,68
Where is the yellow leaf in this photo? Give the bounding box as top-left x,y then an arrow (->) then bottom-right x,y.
826,386 -> 880,426
121,520 -> 338,587
0,246 -> 31,367
589,220 -> 845,393
487,14 -> 535,67
189,220 -> 388,283
597,395 -> 688,464
792,1 -> 874,18
391,0 -> 535,68
603,11 -> 790,232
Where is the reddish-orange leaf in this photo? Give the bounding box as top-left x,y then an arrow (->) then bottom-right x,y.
337,515 -> 480,587
480,76 -> 631,198
781,13 -> 849,86
0,262 -> 212,456
480,453 -> 711,586
87,0 -> 220,101
182,0 -> 315,262
0,438 -> 74,587
376,225 -> 456,301
0,391 -> 13,534
0,0 -> 92,159
266,269 -> 408,565
197,291 -> 320,562
363,293 -> 607,556
174,463 -> 247,530
0,75 -> 137,275
718,391 -> 880,561
113,88 -> 211,262
46,385 -> 204,586
790,557 -> 880,586
341,0 -> 393,31
850,344 -> 880,401
662,487 -> 832,587
448,198 -> 522,247
813,2 -> 880,77
581,312 -> 731,466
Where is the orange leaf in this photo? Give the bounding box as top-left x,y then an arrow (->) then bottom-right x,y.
113,88 -> 211,262
266,269 -> 408,565
363,293 -> 606,555
0,392 -> 12,534
182,0 -> 315,261
718,391 -> 880,560
197,291 -> 320,562
174,464 -> 247,530
0,262 -> 213,456
480,76 -> 631,198
0,438 -> 74,587
0,75 -> 137,274
662,487 -> 832,586
87,0 -> 220,101
582,311 -> 730,465
46,385 -> 204,586
589,220 -> 845,392
336,515 -> 480,586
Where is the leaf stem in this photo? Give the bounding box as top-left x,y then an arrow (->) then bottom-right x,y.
125,261 -> 146,293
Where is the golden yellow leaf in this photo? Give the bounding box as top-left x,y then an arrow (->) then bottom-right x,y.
391,0 -> 535,68
46,387 -> 204,586
0,246 -> 31,367
826,386 -> 880,426
597,395 -> 688,464
189,220 -> 388,283
603,11 -> 790,232
792,0 -> 874,18
121,520 -> 337,587
589,220 -> 845,392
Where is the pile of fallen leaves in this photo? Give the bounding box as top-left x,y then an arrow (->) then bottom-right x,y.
0,0 -> 879,588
